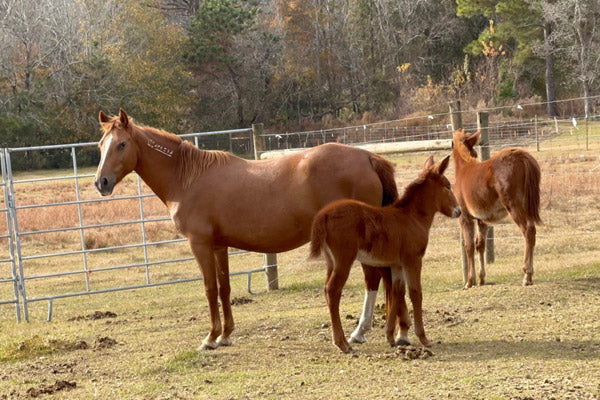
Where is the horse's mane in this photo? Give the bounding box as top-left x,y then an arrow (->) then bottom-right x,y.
453,129 -> 477,162
177,140 -> 232,189
128,120 -> 232,190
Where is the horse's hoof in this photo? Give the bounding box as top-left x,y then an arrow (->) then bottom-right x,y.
339,345 -> 354,354
395,338 -> 411,347
478,278 -> 485,286
198,340 -> 219,350
349,334 -> 366,344
217,336 -> 232,347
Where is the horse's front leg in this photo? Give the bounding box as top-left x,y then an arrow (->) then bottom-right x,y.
406,258 -> 430,347
215,247 -> 234,346
189,240 -> 222,350
349,264 -> 380,344
459,214 -> 476,289
475,220 -> 488,286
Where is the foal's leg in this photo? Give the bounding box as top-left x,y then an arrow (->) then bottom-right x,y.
459,214 -> 477,289
215,247 -> 234,346
189,240 -> 222,350
393,269 -> 411,346
513,217 -> 536,286
349,265 -> 380,344
324,252 -> 354,353
475,220 -> 488,286
405,258 -> 430,347
501,197 -> 537,286
385,268 -> 404,347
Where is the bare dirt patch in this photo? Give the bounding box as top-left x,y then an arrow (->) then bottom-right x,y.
25,380 -> 76,398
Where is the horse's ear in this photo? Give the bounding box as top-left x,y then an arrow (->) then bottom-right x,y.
466,130 -> 481,147
99,111 -> 110,124
423,155 -> 435,170
435,155 -> 451,175
119,108 -> 129,128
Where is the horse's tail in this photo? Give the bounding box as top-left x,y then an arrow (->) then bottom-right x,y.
309,213 -> 328,259
523,152 -> 543,225
369,153 -> 398,206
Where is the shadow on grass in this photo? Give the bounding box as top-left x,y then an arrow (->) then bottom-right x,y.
439,339 -> 600,362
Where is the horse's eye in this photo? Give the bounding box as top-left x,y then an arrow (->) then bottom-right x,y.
117,142 -> 126,151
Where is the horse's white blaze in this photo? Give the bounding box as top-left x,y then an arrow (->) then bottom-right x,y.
98,135 -> 113,173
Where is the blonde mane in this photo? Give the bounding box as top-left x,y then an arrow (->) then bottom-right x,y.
453,129 -> 477,162
177,141 -> 232,189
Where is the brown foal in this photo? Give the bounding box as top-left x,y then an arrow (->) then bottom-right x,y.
310,155 -> 461,353
452,129 -> 542,287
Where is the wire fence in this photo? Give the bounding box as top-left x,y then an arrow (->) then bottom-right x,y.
1,95 -> 599,323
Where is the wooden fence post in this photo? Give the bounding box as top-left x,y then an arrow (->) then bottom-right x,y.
449,101 -> 468,285
252,123 -> 279,291
477,112 -> 495,264
534,115 -> 540,152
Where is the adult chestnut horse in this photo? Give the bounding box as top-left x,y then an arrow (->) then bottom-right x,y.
94,109 -> 398,350
452,129 -> 542,288
310,155 -> 461,353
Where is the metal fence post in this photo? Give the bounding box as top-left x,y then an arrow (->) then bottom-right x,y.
252,124 -> 279,291
477,112 -> 495,264
1,149 -> 21,322
449,101 -> 469,285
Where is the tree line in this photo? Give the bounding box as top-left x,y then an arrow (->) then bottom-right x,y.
0,0 -> 599,167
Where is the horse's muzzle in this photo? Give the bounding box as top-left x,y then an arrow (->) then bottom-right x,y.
452,207 -> 462,218
94,174 -> 116,196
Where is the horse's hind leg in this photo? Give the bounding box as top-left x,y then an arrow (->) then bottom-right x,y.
189,240 -> 222,350
215,247 -> 234,346
392,268 -> 411,346
519,220 -> 536,286
349,265 -> 379,344
324,252 -> 354,353
502,199 -> 536,286
475,220 -> 488,286
459,214 -> 477,289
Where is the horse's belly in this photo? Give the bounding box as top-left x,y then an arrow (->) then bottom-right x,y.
470,200 -> 507,224
356,250 -> 393,267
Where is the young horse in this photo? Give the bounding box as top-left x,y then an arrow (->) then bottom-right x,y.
310,155 -> 461,353
94,109 -> 398,350
452,129 -> 542,287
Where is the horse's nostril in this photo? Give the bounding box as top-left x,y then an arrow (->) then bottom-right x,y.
101,177 -> 108,187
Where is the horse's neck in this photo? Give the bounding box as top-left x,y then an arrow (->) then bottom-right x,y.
453,147 -> 476,173
399,189 -> 437,230
132,127 -> 182,204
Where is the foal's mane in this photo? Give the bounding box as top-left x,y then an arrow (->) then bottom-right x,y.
393,174 -> 427,208
453,129 -> 477,162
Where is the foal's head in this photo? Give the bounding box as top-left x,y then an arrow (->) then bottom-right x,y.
421,155 -> 461,219
452,129 -> 480,159
94,109 -> 139,196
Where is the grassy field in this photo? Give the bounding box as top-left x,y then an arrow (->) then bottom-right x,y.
0,126 -> 600,399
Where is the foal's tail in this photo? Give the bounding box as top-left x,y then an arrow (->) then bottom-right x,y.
369,154 -> 398,206
523,152 -> 543,225
309,213 -> 328,259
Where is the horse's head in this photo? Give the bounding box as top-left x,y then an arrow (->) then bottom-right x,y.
94,109 -> 139,196
423,155 -> 461,219
452,129 -> 479,159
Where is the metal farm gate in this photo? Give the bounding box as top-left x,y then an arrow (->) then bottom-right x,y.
0,128 -> 277,322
